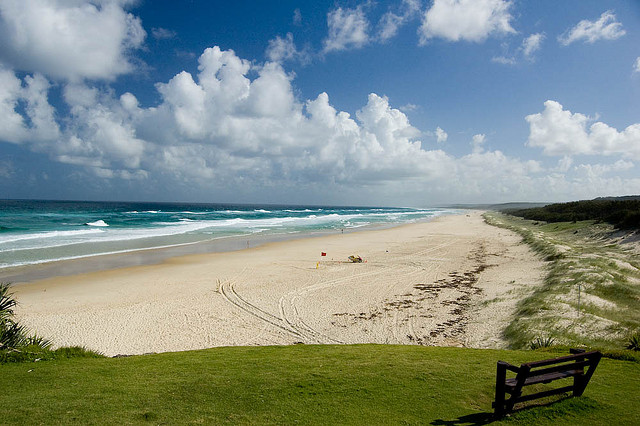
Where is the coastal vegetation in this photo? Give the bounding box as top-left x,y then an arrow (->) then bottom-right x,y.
483,212 -> 640,352
0,282 -> 100,363
1,344 -> 639,424
507,198 -> 640,230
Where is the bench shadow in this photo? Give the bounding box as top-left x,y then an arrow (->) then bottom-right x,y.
430,412 -> 495,425
431,394 -> 599,425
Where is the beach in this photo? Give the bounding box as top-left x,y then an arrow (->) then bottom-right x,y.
13,211 -> 545,356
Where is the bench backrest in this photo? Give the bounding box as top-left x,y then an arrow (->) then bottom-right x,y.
523,350 -> 600,369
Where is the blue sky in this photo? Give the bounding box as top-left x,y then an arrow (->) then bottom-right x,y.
0,0 -> 639,207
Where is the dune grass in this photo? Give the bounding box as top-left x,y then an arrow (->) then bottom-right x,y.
1,344 -> 639,425
484,212 -> 640,351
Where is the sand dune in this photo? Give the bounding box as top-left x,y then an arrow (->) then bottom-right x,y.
14,211 -> 545,356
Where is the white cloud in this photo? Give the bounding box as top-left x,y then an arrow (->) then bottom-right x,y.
266,33 -> 310,64
59,82 -> 147,170
558,10 -> 625,46
0,66 -> 60,145
634,57 -> 640,74
526,100 -> 640,159
521,33 -> 544,60
3,44 -> 639,204
293,8 -> 302,26
0,0 -> 146,81
151,27 -> 176,40
0,159 -> 13,178
378,0 -> 421,42
492,33 -> 544,65
555,156 -> 573,173
266,33 -> 297,63
323,6 -> 370,52
492,55 -> 516,65
436,127 -> 448,143
419,0 -> 515,44
575,160 -> 634,178
399,103 -> 418,112
471,134 -> 486,153
0,66 -> 26,143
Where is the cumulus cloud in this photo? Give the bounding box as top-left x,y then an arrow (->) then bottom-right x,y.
558,10 -> 625,46
266,33 -> 310,64
2,44 -> 546,202
323,5 -> 370,52
555,156 -> 573,173
151,27 -> 176,40
436,127 -> 448,143
3,41 -> 637,204
0,0 -> 146,81
493,32 -> 545,65
521,33 -> 544,60
471,134 -> 486,153
60,83 -> 147,170
419,0 -> 515,44
492,33 -> 544,65
526,100 -> 640,159
266,33 -> 297,63
491,55 -> 516,65
0,159 -> 13,178
575,159 -> 634,178
378,0 -> 421,42
293,8 -> 302,26
0,67 -> 60,144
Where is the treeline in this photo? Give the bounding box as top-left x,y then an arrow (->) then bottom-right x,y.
508,198 -> 640,230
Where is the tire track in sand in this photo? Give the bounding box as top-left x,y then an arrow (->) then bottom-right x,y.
278,267 -> 394,344
219,279 -> 303,340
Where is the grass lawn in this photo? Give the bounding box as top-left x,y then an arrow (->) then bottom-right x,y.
3,345 -> 639,425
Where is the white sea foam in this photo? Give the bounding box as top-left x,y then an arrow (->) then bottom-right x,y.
86,220 -> 109,227
0,205 -> 447,269
0,239 -> 211,269
0,228 -> 105,245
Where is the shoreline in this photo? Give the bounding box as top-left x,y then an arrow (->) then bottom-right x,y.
14,211 -> 546,356
2,217 -> 437,285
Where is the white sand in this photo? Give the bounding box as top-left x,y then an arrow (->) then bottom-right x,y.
13,211 -> 546,356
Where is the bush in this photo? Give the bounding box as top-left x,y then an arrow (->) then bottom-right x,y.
508,198 -> 640,230
627,333 -> 640,351
0,282 -> 51,352
529,336 -> 555,350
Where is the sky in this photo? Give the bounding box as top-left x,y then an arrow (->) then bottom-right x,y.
0,0 -> 639,207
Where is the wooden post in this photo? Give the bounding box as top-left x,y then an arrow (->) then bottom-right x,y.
494,361 -> 507,417
506,365 -> 530,413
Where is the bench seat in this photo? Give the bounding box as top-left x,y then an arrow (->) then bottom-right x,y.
494,349 -> 601,417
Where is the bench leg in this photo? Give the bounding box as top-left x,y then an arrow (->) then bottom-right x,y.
573,374 -> 585,396
494,362 -> 507,417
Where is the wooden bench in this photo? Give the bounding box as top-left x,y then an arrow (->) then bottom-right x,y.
493,349 -> 602,417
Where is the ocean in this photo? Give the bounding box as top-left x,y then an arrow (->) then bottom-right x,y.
0,200 -> 451,273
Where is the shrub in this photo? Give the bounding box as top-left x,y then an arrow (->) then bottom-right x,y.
627,333 -> 640,351
0,282 -> 50,352
529,336 -> 555,350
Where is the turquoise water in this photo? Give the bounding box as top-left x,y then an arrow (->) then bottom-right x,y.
0,200 -> 451,269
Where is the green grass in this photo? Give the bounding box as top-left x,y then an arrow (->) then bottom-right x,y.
0,344 -> 103,363
484,212 -> 640,351
1,344 -> 638,425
